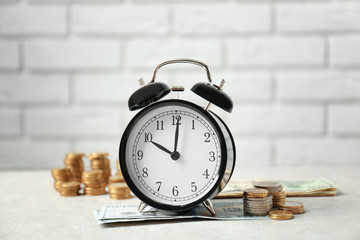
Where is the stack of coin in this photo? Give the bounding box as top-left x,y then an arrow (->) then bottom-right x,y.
108,183 -> 131,200
88,152 -> 111,184
269,210 -> 293,220
254,181 -> 286,207
277,201 -> 305,214
82,170 -> 106,196
59,181 -> 81,197
64,152 -> 84,183
108,174 -> 125,184
243,188 -> 272,216
51,168 -> 72,192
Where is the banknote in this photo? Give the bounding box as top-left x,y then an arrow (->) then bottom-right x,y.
94,200 -> 268,224
216,178 -> 337,198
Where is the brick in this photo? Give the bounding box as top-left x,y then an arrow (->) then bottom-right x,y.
277,71 -> 360,101
0,74 -> 69,103
0,140 -> 71,170
277,3 -> 360,32
74,73 -> 140,103
330,36 -> 360,66
175,4 -> 270,34
0,5 -> 66,35
172,71 -> 271,102
229,105 -> 323,135
234,139 -> 271,166
329,105 -> 360,134
25,107 -> 121,137
0,108 -> 20,136
277,139 -> 360,165
227,37 -> 324,67
72,5 -> 168,35
126,39 -> 222,68
25,39 -> 121,70
0,41 -> 18,69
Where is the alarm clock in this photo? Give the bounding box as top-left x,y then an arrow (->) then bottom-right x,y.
119,59 -> 236,215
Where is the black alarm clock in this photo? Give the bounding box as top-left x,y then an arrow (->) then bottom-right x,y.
119,59 -> 236,215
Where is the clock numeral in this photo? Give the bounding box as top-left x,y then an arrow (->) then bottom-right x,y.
203,169 -> 210,179
172,115 -> 181,125
142,167 -> 148,178
144,133 -> 153,142
156,120 -> 164,130
156,181 -> 162,191
209,151 -> 215,162
137,150 -> 143,160
191,181 -> 197,192
191,120 -> 195,130
172,186 -> 179,197
204,132 -> 211,142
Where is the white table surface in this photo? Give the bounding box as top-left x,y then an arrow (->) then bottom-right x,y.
1,165 -> 359,240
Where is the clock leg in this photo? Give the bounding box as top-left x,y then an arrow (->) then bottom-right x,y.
138,201 -> 148,213
202,199 -> 216,216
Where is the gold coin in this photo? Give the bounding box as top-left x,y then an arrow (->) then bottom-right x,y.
269,210 -> 293,220
108,175 -> 125,184
65,152 -> 85,159
88,152 -> 109,159
244,188 -> 269,198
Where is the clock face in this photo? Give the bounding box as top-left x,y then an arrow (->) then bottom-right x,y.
120,100 -> 226,210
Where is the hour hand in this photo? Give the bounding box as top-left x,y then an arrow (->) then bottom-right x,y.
150,141 -> 172,155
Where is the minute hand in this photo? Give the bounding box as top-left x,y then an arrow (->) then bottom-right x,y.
173,116 -> 181,153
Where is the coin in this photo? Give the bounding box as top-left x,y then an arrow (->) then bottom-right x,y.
269,210 -> 293,220
243,193 -> 273,216
244,188 -> 269,198
88,153 -> 111,185
277,201 -> 305,214
109,175 -> 125,184
108,183 -> 132,200
254,181 -> 282,190
59,181 -> 81,197
82,170 -> 106,196
51,168 -> 72,192
64,152 -> 85,183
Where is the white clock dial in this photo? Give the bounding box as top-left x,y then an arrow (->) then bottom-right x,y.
123,102 -> 223,206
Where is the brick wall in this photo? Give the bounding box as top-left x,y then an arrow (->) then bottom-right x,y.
1,0 -> 360,170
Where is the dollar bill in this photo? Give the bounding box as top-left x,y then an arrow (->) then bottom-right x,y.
94,200 -> 268,224
216,178 -> 337,198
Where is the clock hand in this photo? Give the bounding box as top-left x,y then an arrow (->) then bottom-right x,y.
150,141 -> 172,155
171,116 -> 181,160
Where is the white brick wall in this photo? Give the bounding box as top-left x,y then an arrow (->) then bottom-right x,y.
0,74 -> 69,103
25,39 -> 121,70
175,4 -> 271,34
0,5 -> 66,35
277,3 -> 360,33
72,5 -> 169,35
330,36 -> 360,66
0,41 -> 18,69
0,0 -> 359,170
227,37 -> 324,67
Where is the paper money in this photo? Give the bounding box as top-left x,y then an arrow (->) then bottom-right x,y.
94,200 -> 268,224
216,178 -> 337,198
